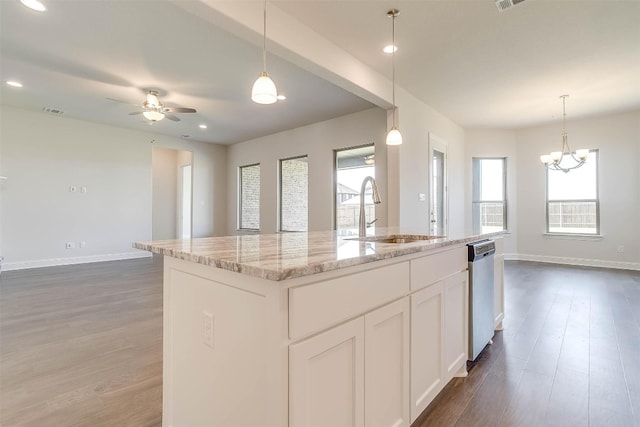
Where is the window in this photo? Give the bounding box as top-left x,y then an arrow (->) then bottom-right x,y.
472,158 -> 507,234
334,145 -> 375,236
239,164 -> 260,230
546,150 -> 599,234
280,156 -> 308,231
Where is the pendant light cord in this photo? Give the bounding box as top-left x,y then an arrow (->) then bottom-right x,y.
262,0 -> 267,72
391,12 -> 396,128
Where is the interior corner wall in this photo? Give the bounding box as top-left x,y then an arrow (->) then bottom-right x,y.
152,148 -> 179,240
514,110 -> 640,269
392,88 -> 466,234
226,107 -> 387,235
464,129 -> 518,255
0,105 -> 227,270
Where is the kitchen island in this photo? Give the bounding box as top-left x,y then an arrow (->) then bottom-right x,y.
134,228 -> 504,427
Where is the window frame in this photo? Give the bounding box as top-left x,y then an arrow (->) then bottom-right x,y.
333,143 -> 375,234
545,149 -> 600,236
238,163 -> 261,231
279,155 -> 309,232
471,157 -> 508,235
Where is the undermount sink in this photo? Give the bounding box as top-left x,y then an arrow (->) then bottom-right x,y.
347,234 -> 445,244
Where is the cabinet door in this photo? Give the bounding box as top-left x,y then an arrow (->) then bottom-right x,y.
410,282 -> 444,422
365,298 -> 410,427
290,317 -> 365,427
443,271 -> 469,381
494,254 -> 505,330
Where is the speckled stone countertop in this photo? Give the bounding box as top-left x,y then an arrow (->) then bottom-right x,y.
133,228 -> 504,281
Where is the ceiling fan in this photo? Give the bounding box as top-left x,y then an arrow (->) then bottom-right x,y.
109,90 -> 197,122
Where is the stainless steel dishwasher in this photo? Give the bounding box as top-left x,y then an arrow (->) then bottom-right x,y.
467,239 -> 496,361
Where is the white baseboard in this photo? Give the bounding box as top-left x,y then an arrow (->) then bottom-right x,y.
504,253 -> 639,271
2,251 -> 152,272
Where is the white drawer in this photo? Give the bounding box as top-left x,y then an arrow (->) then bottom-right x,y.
289,262 -> 410,340
410,247 -> 467,291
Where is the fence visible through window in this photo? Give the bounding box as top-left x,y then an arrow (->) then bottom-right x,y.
548,201 -> 597,234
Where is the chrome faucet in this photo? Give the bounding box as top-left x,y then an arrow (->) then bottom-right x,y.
359,176 -> 382,237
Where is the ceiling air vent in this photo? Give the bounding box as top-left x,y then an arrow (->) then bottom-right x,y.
42,107 -> 65,116
495,0 -> 526,12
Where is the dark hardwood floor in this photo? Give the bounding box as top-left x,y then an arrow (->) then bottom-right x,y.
1,258 -> 639,426
414,261 -> 640,427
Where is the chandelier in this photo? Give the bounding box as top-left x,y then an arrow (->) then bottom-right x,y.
540,95 -> 590,173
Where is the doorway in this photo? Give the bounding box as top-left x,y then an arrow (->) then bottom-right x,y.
152,148 -> 193,240
429,134 -> 448,236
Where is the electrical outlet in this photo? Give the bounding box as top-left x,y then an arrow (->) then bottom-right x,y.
202,311 -> 214,349
81,186 -> 87,193
65,242 -> 75,249
617,245 -> 624,253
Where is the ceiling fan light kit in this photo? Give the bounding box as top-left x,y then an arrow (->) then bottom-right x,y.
385,9 -> 402,146
143,110 -> 164,122
540,95 -> 590,173
252,0 -> 278,105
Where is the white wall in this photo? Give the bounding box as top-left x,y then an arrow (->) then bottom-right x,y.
515,110 -> 639,269
152,148 -> 193,240
0,105 -> 227,270
464,129 -> 518,254
226,108 -> 387,234
388,88 -> 467,235
466,110 -> 640,269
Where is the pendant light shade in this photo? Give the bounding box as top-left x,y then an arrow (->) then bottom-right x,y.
252,0 -> 278,104
386,127 -> 402,146
252,72 -> 277,104
386,9 -> 402,146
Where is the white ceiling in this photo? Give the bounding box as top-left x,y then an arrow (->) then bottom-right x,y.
275,0 -> 640,128
1,0 -> 639,145
0,0 -> 374,144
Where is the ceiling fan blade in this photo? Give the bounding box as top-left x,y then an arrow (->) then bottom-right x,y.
165,114 -> 181,122
164,107 -> 196,113
107,97 -> 141,107
128,111 -> 143,115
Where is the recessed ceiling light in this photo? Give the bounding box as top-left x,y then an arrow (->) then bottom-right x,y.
277,95 -> 286,101
20,0 -> 46,12
383,45 -> 398,54
199,124 -> 208,129
6,80 -> 23,88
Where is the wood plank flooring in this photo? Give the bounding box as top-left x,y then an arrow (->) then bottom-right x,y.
1,258 -> 639,426
0,256 -> 163,427
414,261 -> 640,427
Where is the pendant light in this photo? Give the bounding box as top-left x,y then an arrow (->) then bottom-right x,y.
540,95 -> 590,173
251,0 -> 277,104
386,9 -> 402,146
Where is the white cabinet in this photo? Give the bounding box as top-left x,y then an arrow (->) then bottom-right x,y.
289,317 -> 365,427
443,271 -> 468,381
290,298 -> 411,427
410,270 -> 468,422
410,281 -> 444,422
365,298 -> 410,427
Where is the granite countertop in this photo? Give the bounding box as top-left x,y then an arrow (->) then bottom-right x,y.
133,228 -> 504,281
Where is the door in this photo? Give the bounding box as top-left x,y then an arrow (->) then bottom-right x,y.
429,134 -> 448,236
290,317 -> 365,427
410,282 -> 444,422
365,298 -> 410,427
443,271 -> 469,381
